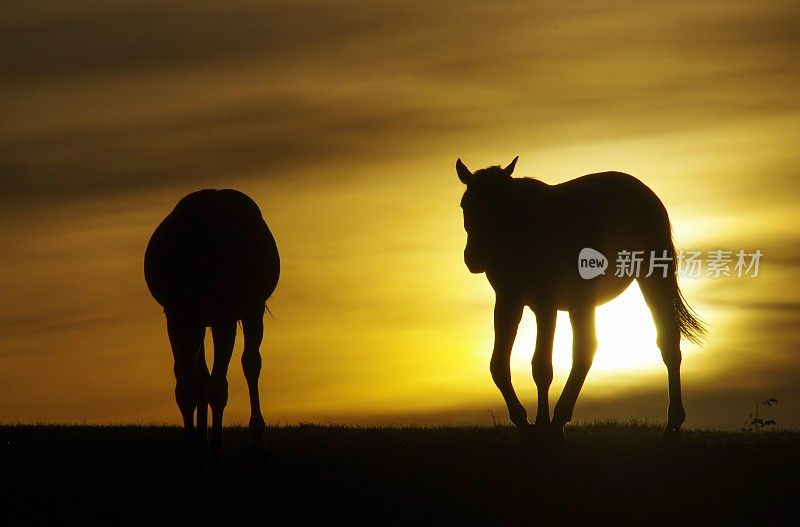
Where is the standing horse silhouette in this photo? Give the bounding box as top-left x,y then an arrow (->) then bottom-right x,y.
456,157 -> 705,440
145,189 -> 280,461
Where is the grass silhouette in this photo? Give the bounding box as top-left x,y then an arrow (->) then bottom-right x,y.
1,421 -> 798,523
743,397 -> 779,432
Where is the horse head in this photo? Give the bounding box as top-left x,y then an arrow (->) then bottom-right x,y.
456,156 -> 519,274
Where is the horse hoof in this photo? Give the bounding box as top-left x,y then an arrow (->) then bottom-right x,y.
540,425 -> 566,449
516,423 -> 535,441
662,427 -> 681,446
550,426 -> 566,445
520,423 -> 566,451
243,439 -> 270,469
205,453 -> 225,474
249,416 -> 267,441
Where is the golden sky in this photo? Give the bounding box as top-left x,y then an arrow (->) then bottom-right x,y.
1,1 -> 799,429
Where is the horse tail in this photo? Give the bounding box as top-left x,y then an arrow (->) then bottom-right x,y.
673,278 -> 707,344
668,238 -> 707,345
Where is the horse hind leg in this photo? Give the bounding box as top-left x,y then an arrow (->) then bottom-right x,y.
639,277 -> 685,436
195,341 -> 210,445
166,314 -> 206,444
242,313 -> 267,444
208,320 -> 237,464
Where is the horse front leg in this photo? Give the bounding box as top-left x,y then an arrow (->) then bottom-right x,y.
490,299 -> 527,432
531,309 -> 556,429
552,308 -> 597,436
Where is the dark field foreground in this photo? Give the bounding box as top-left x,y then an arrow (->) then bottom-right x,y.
1,422 -> 798,525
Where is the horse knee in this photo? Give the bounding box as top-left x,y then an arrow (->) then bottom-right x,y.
174,384 -> 195,415
658,333 -> 682,369
661,350 -> 682,370
206,377 -> 229,410
173,364 -> 197,411
241,348 -> 262,380
489,357 -> 510,385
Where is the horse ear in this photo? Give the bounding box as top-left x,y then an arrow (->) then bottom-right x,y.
502,156 -> 519,177
456,158 -> 473,184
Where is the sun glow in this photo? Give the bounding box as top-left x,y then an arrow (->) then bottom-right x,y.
507,283 -> 675,380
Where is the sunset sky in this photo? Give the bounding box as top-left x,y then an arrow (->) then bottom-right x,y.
2,1 -> 798,429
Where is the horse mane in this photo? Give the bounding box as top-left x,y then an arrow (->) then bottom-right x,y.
515,176 -> 548,192
472,165 -> 507,178
471,166 -> 549,194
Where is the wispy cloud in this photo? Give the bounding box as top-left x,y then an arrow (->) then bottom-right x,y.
3,1 -> 800,206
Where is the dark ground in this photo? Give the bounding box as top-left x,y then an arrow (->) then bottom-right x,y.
1,422 -> 798,525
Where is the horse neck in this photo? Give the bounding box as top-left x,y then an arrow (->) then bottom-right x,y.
498,178 -> 550,227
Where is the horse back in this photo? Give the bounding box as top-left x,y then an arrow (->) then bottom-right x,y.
547,171 -> 671,246
495,172 -> 672,308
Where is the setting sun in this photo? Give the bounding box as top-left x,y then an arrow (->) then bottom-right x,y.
505,282 -> 700,391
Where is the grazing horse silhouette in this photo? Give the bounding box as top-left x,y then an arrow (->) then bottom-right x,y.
456,157 -> 705,440
145,189 -> 280,461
